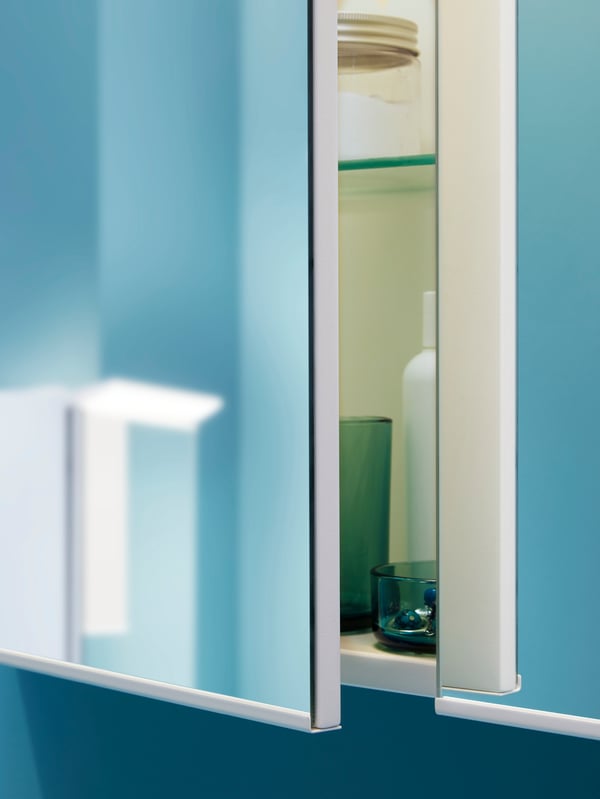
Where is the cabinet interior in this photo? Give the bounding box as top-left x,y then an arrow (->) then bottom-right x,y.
338,0 -> 437,697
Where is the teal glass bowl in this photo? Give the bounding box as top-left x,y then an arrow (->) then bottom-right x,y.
371,561 -> 437,652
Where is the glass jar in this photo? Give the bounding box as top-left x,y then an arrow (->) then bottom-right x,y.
338,12 -> 421,160
340,417 -> 392,632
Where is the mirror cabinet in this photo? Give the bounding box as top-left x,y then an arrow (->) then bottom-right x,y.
2,0 -> 596,740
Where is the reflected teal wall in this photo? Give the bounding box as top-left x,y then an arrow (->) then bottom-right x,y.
0,0 -> 242,697
84,428 -> 197,688
0,0 -> 98,385
0,0 -> 311,710
237,0 -> 310,711
96,0 -> 241,698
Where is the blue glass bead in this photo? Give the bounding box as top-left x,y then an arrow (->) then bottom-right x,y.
424,587 -> 437,607
392,609 -> 422,630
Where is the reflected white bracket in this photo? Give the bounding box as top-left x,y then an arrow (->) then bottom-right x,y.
71,380 -> 223,644
75,413 -> 129,637
75,379 -> 223,431
0,381 -> 223,667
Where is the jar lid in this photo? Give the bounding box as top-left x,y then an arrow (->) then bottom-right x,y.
338,12 -> 419,69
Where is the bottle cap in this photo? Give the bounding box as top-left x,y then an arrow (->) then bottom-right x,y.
422,291 -> 436,349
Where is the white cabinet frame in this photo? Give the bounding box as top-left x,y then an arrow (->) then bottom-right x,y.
436,0 -> 517,695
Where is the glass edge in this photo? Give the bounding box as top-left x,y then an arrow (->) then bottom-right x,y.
339,153 -> 436,172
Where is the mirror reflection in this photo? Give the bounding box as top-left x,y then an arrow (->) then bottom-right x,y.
337,0 -> 438,650
0,381 -> 222,688
0,0 -> 311,714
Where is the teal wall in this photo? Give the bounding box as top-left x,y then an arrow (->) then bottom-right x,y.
5,677 -> 600,798
2,0 -> 600,796
472,0 -> 600,720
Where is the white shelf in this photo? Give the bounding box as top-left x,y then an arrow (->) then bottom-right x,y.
340,632 -> 436,697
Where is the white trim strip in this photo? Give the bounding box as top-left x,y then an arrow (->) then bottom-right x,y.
442,673 -> 522,697
311,0 -> 341,731
435,697 -> 600,741
498,0 -> 518,702
0,649 -> 312,732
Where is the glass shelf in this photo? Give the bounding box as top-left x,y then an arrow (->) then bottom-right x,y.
339,154 -> 436,195
339,154 -> 436,172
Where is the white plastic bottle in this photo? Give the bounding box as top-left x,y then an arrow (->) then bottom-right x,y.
403,291 -> 436,563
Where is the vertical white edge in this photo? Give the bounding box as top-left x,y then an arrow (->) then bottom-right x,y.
438,0 -> 517,693
80,415 -> 129,636
435,697 -> 600,742
0,649 -> 312,732
311,0 -> 341,730
67,409 -> 83,664
498,0 -> 518,698
0,388 -> 70,661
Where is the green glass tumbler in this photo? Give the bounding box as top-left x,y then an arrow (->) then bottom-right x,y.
340,416 -> 392,632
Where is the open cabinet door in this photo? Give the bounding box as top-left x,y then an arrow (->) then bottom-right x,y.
0,0 -> 340,732
436,0 -> 518,698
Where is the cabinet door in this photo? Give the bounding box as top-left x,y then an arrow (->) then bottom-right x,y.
437,0 -> 518,695
0,0 -> 339,732
437,0 -> 600,740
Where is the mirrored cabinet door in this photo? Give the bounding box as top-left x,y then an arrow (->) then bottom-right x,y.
0,0 -> 339,732
436,0 -> 600,741
436,0 -> 518,695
